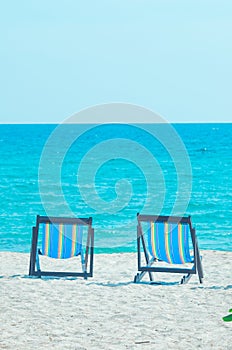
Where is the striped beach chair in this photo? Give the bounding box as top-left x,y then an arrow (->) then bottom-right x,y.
29,215 -> 94,279
134,214 -> 203,284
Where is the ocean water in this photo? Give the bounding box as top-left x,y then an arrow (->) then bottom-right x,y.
0,123 -> 231,253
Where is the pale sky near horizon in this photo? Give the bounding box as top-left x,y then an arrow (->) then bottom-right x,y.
1,0 -> 232,123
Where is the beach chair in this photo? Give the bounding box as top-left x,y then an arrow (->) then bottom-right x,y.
29,215 -> 94,279
134,214 -> 203,284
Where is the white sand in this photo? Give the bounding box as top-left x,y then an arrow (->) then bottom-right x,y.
0,250 -> 231,350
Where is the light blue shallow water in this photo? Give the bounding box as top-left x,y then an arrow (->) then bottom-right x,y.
0,123 -> 231,253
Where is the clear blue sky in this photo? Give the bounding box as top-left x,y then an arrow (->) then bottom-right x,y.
1,0 -> 232,123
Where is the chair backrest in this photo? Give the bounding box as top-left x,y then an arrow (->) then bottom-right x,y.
37,216 -> 92,259
138,215 -> 194,265
41,222 -> 83,259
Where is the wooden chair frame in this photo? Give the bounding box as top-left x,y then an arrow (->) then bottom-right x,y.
29,215 -> 94,279
134,214 -> 203,284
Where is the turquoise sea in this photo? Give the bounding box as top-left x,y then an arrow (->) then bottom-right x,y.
0,123 -> 231,253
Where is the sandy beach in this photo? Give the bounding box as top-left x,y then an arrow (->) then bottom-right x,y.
0,250 -> 231,349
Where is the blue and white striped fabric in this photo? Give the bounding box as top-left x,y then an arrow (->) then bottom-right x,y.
41,223 -> 83,259
147,221 -> 192,264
